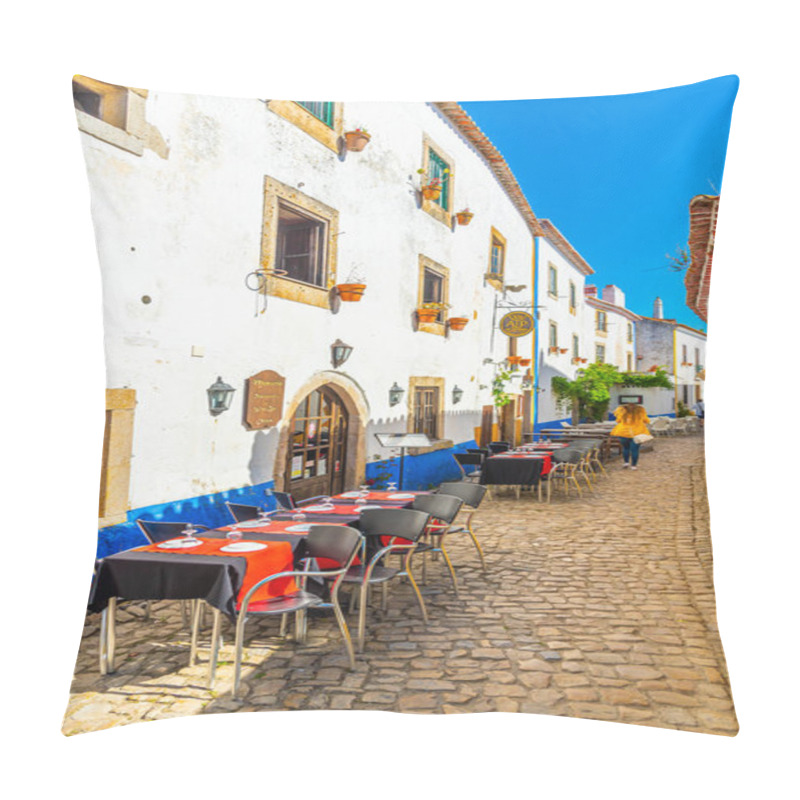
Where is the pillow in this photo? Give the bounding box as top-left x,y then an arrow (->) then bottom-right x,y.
65,75 -> 738,735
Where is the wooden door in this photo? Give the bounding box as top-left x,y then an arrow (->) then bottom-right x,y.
286,387 -> 349,500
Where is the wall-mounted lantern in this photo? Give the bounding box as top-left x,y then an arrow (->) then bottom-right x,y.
389,382 -> 405,407
331,339 -> 354,369
207,376 -> 236,416
452,385 -> 464,405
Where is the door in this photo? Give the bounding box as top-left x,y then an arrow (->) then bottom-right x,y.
286,386 -> 349,500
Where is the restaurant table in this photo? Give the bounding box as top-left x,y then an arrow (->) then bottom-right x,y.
330,490 -> 428,506
480,453 -> 548,496
269,502 -> 402,525
89,531 -> 303,683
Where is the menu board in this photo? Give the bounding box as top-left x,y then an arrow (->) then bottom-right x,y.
244,370 -> 285,429
374,433 -> 433,448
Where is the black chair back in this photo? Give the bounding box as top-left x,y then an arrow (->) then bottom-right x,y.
436,482 -> 487,509
225,501 -> 263,523
552,447 -> 582,464
488,441 -> 511,454
412,493 -> 463,524
466,448 -> 489,460
136,519 -> 209,544
454,452 -> 483,468
358,508 -> 430,543
271,491 -> 296,510
306,525 -> 362,567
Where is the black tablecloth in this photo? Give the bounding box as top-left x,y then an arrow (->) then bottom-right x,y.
480,457 -> 544,486
89,534 -> 308,618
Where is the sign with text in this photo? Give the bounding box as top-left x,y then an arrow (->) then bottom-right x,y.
499,311 -> 534,338
244,370 -> 285,429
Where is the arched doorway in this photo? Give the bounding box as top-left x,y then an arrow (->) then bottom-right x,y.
286,386 -> 349,500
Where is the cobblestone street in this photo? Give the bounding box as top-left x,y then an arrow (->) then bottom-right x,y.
63,434 -> 737,736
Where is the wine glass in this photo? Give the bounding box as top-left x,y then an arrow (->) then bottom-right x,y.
320,496 -> 335,511
387,481 -> 397,493
291,510 -> 307,522
182,523 -> 199,544
257,508 -> 271,523
226,528 -> 243,543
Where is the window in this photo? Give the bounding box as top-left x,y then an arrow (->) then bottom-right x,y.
682,384 -> 689,404
695,347 -> 701,367
487,228 -> 507,287
627,322 -> 633,343
417,256 -> 450,334
266,100 -> 343,152
549,322 -> 558,349
413,386 -> 441,439
627,353 -> 633,371
296,101 -> 335,128
682,344 -> 688,363
569,281 -> 577,313
596,311 -> 607,332
595,344 -> 606,363
548,264 -> 558,297
72,75 -> 167,158
572,334 -> 580,358
260,176 -> 339,308
420,136 -> 454,226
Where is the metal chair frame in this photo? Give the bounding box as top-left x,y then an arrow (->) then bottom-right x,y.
453,452 -> 482,483
436,482 -> 488,569
225,501 -> 272,523
411,494 -> 464,595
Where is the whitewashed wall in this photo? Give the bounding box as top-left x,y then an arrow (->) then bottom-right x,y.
79,93 -> 534,510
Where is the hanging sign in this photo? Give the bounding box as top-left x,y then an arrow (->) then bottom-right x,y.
499,311 -> 535,338
244,370 -> 285,429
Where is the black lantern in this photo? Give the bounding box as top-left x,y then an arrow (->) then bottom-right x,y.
207,376 -> 236,416
331,339 -> 354,369
389,382 -> 405,406
452,385 -> 464,404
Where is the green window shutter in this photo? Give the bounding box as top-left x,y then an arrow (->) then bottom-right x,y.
428,149 -> 450,209
296,101 -> 335,128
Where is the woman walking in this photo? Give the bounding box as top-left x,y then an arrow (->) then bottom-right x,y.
610,403 -> 651,470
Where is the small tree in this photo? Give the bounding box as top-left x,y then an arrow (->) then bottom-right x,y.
552,364 -> 672,423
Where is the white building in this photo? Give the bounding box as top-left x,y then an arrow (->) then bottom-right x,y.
73,78 -> 542,555
534,220 -> 595,426
584,284 -> 640,373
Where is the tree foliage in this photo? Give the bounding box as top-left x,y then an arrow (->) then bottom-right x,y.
551,364 -> 672,423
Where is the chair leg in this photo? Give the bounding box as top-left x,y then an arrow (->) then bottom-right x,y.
233,613 -> 248,699
357,581 -> 369,653
466,522 -> 486,570
189,599 -> 202,666
438,539 -> 459,595
405,555 -> 429,623
279,612 -> 288,637
207,607 -> 222,689
330,586 -> 356,670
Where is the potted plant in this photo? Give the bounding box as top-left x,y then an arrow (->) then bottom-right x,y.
519,358 -> 531,367
548,346 -> 560,354
507,355 -> 523,366
344,127 -> 371,152
448,315 -> 469,331
417,301 -> 449,323
559,348 -> 569,354
417,168 -> 450,200
455,208 -> 474,225
572,357 -> 582,364
335,267 -> 367,302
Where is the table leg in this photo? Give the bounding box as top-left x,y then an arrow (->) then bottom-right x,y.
207,607 -> 222,689
189,599 -> 202,666
100,597 -> 118,675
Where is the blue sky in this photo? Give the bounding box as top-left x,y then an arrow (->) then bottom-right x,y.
461,76 -> 738,330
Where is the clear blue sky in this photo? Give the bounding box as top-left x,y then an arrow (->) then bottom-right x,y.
461,76 -> 738,330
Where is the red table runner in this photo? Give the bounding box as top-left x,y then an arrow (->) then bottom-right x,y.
331,491 -> 427,503
135,538 -> 297,602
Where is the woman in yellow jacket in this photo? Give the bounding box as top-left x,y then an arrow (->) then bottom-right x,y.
610,403 -> 651,470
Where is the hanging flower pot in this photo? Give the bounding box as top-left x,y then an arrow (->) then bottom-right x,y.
559,348 -> 569,354
519,358 -> 531,367
448,316 -> 469,331
344,129 -> 371,152
336,283 -> 366,302
417,307 -> 439,323
421,184 -> 442,201
455,209 -> 474,226
548,346 -> 560,354
507,355 -> 523,365
580,358 -> 588,363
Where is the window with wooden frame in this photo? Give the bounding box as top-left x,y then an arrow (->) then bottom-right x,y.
266,100 -> 344,152
261,176 -> 339,309
596,310 -> 608,333
407,376 -> 447,444
548,264 -> 558,298
572,334 -> 580,359
417,255 -> 449,335
627,322 -> 634,343
695,347 -> 701,369
627,353 -> 633,371
569,281 -> 577,314
682,344 -> 689,363
595,344 -> 606,363
420,136 -> 454,226
486,227 -> 506,289
549,322 -> 558,350
72,76 -> 167,158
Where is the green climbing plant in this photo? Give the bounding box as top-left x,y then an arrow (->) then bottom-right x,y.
492,369 -> 514,408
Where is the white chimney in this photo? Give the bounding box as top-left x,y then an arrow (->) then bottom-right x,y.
654,297 -> 664,319
602,284 -> 625,307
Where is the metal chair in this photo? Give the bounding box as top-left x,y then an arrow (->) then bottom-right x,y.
230,525 -> 362,697
453,452 -> 482,483
541,448 -> 584,501
267,490 -> 328,510
340,508 -> 431,652
487,441 -> 511,454
411,494 -> 464,594
436,482 -> 488,569
225,501 -> 271,523
135,519 -> 210,544
650,417 -> 672,437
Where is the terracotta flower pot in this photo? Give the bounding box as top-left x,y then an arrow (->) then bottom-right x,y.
448,317 -> 469,331
455,211 -> 474,226
344,131 -> 371,152
507,356 -> 523,365
417,307 -> 440,323
421,185 -> 442,201
336,283 -> 366,302
519,358 -> 531,367
559,348 -> 569,354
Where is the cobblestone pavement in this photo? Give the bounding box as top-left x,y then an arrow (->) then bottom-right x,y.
63,435 -> 738,736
